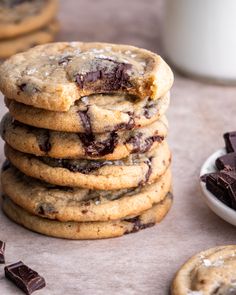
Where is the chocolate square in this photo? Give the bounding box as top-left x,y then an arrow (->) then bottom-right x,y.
5,261 -> 46,295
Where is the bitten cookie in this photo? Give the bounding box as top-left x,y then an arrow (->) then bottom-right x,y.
2,193 -> 173,239
0,0 -> 58,39
0,42 -> 174,111
5,141 -> 171,190
0,20 -> 59,59
1,165 -> 171,221
5,92 -> 170,133
1,113 -> 168,159
171,245 -> 236,295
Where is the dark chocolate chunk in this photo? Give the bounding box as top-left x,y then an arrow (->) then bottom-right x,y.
224,131 -> 236,153
36,203 -> 58,216
78,108 -> 92,134
125,216 -> 155,234
126,132 -> 163,154
204,171 -> 236,209
114,111 -> 135,131
75,59 -> 132,92
2,160 -> 11,171
78,131 -> 118,157
143,98 -> 157,119
215,152 -> 236,171
37,130 -> 51,153
0,240 -> 6,264
18,83 -> 27,92
40,157 -> 114,174
205,173 -> 232,207
139,157 -> 153,186
5,261 -> 46,295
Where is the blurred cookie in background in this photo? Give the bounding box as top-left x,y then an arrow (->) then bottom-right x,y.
0,20 -> 59,59
0,0 -> 59,59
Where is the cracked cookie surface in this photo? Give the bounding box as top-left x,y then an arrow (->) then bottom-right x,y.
1,113 -> 168,159
2,193 -> 173,239
1,165 -> 171,221
5,141 -> 171,190
0,42 -> 173,111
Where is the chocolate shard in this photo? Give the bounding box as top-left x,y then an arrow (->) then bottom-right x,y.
79,131 -> 118,157
0,240 -> 6,264
125,216 -> 155,234
5,261 -> 46,295
215,152 -> 236,171
224,131 -> 236,153
204,170 -> 236,209
205,173 -> 232,207
37,130 -> 51,153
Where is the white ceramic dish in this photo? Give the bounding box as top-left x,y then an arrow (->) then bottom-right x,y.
200,148 -> 236,226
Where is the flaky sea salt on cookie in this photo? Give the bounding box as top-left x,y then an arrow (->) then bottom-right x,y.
171,245 -> 236,295
0,42 -> 174,111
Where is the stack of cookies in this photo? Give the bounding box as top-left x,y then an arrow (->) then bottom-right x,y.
0,0 -> 58,59
0,42 -> 174,239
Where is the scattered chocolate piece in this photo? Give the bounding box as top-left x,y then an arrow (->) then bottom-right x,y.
5,261 -> 46,295
0,240 -> 6,264
215,153 -> 236,171
224,131 -> 236,153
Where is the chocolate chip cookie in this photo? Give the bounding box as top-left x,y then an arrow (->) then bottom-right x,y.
0,0 -> 58,39
2,192 -> 173,239
5,141 -> 171,190
0,42 -> 174,111
1,165 -> 171,221
1,113 -> 168,159
171,245 -> 236,295
5,92 -> 169,133
0,20 -> 59,59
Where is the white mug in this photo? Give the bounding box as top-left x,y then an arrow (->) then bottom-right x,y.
162,0 -> 236,83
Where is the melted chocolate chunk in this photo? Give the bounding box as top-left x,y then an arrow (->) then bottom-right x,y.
127,132 -> 163,154
115,111 -> 135,131
76,59 -> 132,92
139,157 -> 153,186
78,131 -> 118,157
224,131 -> 236,153
2,160 -> 11,171
125,216 -> 155,234
36,203 -> 58,216
78,108 -> 92,134
0,240 -> 6,264
41,157 -> 114,174
5,261 -> 46,295
37,130 -> 51,153
143,99 -> 157,119
215,153 -> 236,171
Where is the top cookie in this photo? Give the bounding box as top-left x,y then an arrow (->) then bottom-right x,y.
0,42 -> 174,111
0,0 -> 58,39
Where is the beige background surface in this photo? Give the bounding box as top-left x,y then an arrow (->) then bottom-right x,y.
0,1 -> 236,294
